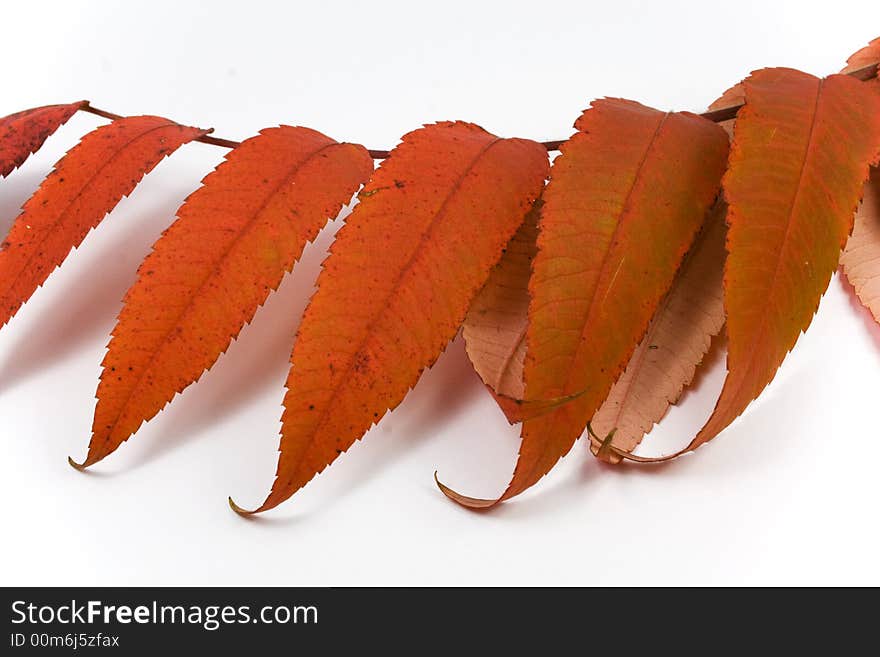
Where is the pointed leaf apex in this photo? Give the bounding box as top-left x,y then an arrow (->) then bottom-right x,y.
67,455 -> 90,472
228,497 -> 259,517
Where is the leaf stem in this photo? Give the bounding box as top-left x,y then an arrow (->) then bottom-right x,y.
79,63 -> 878,160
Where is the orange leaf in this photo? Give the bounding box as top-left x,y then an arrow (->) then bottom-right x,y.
840,169 -> 880,323
232,122 -> 548,514
0,116 -> 207,328
462,200 -> 539,404
589,201 -> 727,463
590,88 -> 737,462
438,99 -> 729,507
73,127 -> 373,468
666,68 -> 880,458
0,102 -> 84,178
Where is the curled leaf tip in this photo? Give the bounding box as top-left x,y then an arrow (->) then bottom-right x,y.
228,496 -> 258,517
67,455 -> 90,472
433,471 -> 498,510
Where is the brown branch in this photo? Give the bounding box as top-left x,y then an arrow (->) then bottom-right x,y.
80,62 -> 879,160
80,103 -> 241,149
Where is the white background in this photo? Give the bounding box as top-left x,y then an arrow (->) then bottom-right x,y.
1,0 -> 879,586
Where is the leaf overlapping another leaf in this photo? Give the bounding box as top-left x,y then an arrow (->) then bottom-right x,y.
440,99 -> 730,507
73,126 -> 373,469
464,117 -> 733,463
634,68 -> 880,462
589,201 -> 728,463
585,89 -> 738,463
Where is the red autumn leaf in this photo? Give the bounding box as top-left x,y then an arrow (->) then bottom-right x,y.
437,99 -> 729,508
586,88 -> 739,463
72,127 -> 373,468
231,121 -> 548,514
656,68 -> 880,460
587,88 -> 739,462
0,102 -> 85,178
0,116 -> 207,328
462,201 -> 589,425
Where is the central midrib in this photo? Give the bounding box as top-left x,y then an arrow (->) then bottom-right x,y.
557,112 -> 670,399
515,112 -> 671,492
